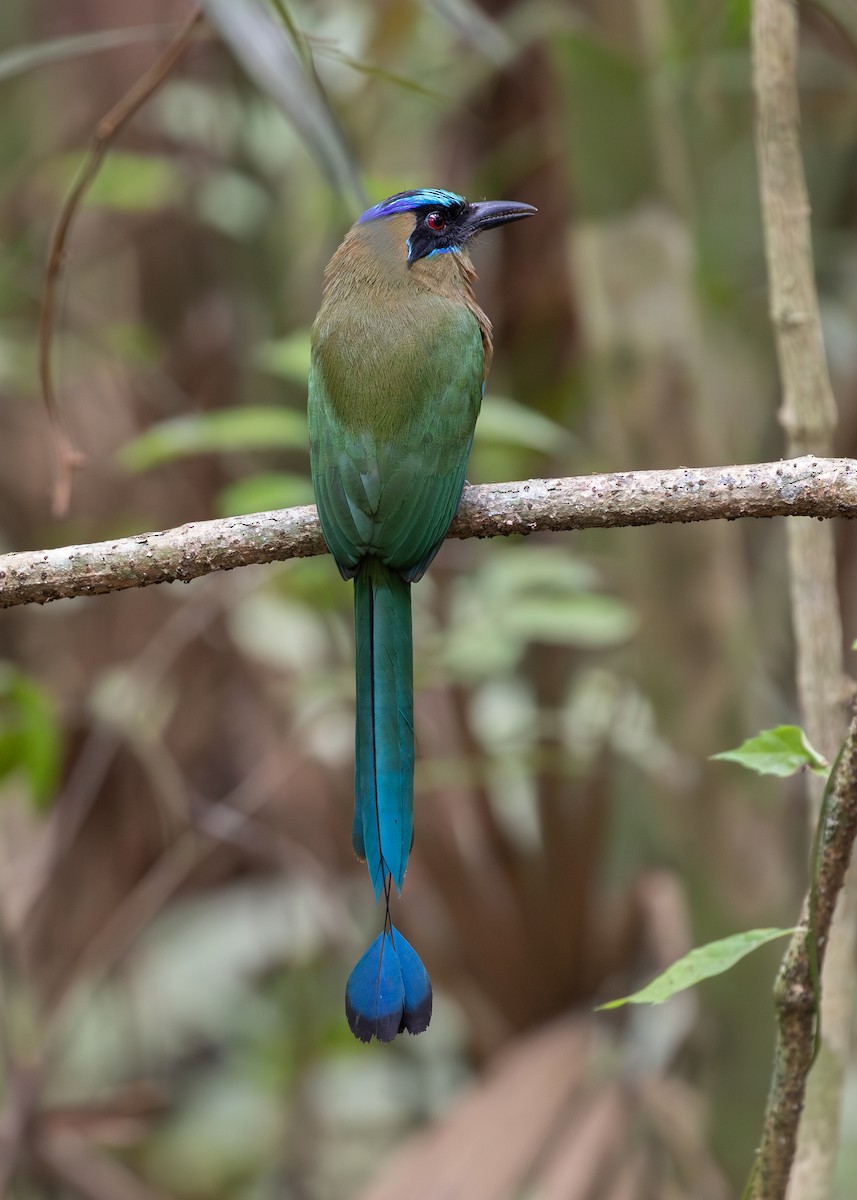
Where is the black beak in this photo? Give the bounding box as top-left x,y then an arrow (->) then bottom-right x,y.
462,200 -> 537,236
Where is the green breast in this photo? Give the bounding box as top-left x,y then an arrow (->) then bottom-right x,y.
308,290 -> 484,579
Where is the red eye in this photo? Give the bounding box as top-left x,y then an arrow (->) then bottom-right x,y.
426,212 -> 445,231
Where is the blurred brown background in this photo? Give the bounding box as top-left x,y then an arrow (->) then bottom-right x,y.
1,0 -> 857,1196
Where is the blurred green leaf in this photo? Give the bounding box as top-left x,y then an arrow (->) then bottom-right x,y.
444,547 -> 636,678
65,151 -> 183,212
712,726 -> 828,778
230,593 -> 328,673
145,1072 -> 283,1193
476,396 -> 575,454
274,556 -> 347,610
0,26 -> 179,83
553,32 -> 654,216
0,664 -> 63,809
504,593 -> 636,648
480,546 -> 597,591
218,471 -> 314,515
201,0 -> 365,210
120,408 -> 308,471
598,928 -> 795,1010
723,0 -> 751,41
253,331 -> 312,383
154,78 -> 241,153
196,169 -> 271,239
103,322 -> 160,365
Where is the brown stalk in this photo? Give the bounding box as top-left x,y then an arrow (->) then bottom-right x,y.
750,1 -> 856,1196
750,709 -> 857,1199
38,7 -> 204,519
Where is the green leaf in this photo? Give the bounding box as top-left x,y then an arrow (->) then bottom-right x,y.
253,332 -> 312,383
712,725 -> 828,778
479,547 -> 635,646
475,397 -> 576,454
196,170 -> 271,239
76,152 -> 183,212
217,472 -> 314,516
503,593 -> 637,648
442,547 -> 638,679
598,928 -> 795,1010
723,0 -> 751,41
0,665 -> 63,810
120,408 -> 308,471
552,32 -> 653,218
103,323 -> 160,366
478,546 -> 598,594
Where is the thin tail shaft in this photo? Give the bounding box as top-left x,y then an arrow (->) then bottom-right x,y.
353,558 -> 414,898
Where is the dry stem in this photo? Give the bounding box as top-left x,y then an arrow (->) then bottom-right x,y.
38,7 -> 203,518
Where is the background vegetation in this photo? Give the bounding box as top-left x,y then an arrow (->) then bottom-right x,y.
1,0 -> 857,1196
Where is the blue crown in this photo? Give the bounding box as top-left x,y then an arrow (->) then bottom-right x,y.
359,189 -> 465,224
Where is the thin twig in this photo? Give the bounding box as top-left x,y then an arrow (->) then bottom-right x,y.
751,707 -> 857,1199
751,1 -> 854,1195
0,456 -> 856,610
38,6 -> 204,519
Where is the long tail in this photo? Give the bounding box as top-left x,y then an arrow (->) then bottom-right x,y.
352,558 -> 414,898
347,559 -> 432,1043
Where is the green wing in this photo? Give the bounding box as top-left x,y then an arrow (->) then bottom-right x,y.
308,302 -> 484,581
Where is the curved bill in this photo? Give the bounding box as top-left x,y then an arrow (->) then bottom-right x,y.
463,200 -> 537,235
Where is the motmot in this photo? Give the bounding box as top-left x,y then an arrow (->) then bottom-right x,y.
308,188 -> 535,1043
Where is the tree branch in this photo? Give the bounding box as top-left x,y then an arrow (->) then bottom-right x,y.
1,455 -> 856,609
752,703 -> 857,1200
752,1 -> 853,1195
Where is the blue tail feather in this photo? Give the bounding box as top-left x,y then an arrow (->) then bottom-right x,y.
345,926 -> 433,1044
353,560 -> 413,897
391,927 -> 432,1035
349,560 -> 428,1043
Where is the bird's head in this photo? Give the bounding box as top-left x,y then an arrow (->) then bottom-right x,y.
358,188 -> 537,266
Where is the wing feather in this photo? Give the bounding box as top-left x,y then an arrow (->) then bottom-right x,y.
308,304 -> 483,577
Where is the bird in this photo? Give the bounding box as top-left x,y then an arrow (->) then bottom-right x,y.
308,188 -> 536,1043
